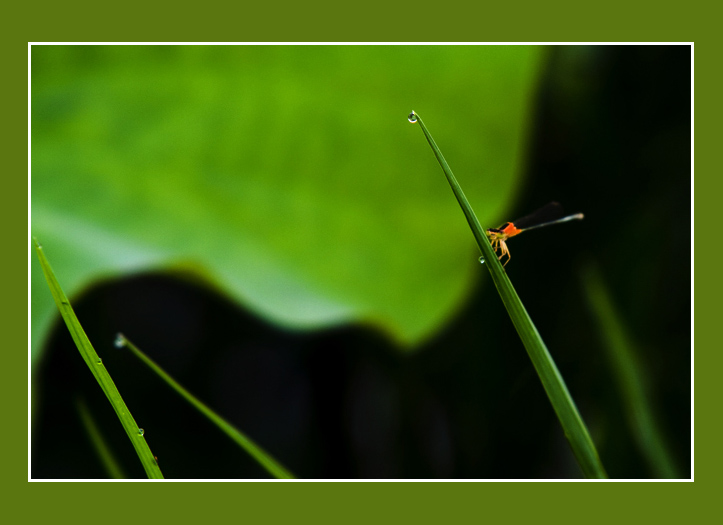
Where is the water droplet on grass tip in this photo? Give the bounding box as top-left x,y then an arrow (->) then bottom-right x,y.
138,428 -> 144,436
478,256 -> 485,264
114,333 -> 127,348
407,111 -> 418,123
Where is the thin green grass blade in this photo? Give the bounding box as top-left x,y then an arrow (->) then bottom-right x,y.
582,263 -> 680,478
410,112 -> 607,479
117,334 -> 295,479
75,396 -> 126,479
33,238 -> 164,479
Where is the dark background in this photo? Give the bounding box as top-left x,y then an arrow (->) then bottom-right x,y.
32,46 -> 691,479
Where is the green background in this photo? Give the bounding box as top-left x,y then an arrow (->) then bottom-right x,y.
31,45 -> 541,358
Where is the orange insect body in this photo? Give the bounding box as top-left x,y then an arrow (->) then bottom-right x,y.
499,222 -> 523,238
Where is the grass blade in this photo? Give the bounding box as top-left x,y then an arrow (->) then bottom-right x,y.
116,334 -> 295,479
75,396 -> 127,479
582,263 -> 680,478
410,112 -> 607,479
33,238 -> 164,479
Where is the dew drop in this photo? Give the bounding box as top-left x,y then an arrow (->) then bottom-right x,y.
96,358 -> 103,365
478,256 -> 485,264
407,111 -> 418,123
114,333 -> 127,348
138,428 -> 144,436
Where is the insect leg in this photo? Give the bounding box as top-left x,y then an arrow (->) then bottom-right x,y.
500,240 -> 511,266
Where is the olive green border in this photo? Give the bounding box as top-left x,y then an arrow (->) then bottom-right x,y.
13,2 -> 702,523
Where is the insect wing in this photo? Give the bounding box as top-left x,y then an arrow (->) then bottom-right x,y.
511,202 -> 566,230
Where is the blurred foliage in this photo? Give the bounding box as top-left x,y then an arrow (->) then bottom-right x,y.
582,263 -> 678,478
32,45 -> 543,360
32,45 -> 691,479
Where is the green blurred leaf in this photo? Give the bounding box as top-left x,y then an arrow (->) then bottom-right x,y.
32,45 -> 543,359
75,396 -> 126,479
582,263 -> 679,478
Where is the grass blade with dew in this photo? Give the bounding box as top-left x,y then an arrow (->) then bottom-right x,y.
33,238 -> 164,479
116,334 -> 295,479
582,263 -> 680,478
408,111 -> 607,478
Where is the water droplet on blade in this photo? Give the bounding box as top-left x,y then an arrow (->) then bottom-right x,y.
407,111 -> 418,123
478,256 -> 485,264
96,358 -> 102,364
138,428 -> 144,436
114,333 -> 126,348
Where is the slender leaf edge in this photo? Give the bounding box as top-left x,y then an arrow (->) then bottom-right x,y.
75,395 -> 127,479
116,334 -> 296,479
33,237 -> 164,479
582,262 -> 680,478
409,112 -> 607,479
